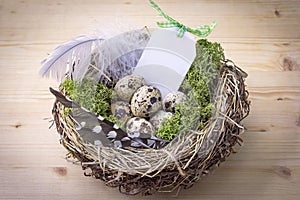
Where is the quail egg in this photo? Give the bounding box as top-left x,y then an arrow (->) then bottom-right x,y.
126,117 -> 154,138
163,91 -> 188,112
114,74 -> 146,102
131,86 -> 162,118
149,110 -> 173,130
111,101 -> 132,124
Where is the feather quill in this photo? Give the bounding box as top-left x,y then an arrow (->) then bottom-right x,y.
39,35 -> 102,81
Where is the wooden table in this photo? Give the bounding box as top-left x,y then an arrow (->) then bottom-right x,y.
0,0 -> 299,199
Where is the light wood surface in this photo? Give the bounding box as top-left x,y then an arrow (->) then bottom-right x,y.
0,0 -> 299,199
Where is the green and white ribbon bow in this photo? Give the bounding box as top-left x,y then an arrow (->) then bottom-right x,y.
149,0 -> 216,38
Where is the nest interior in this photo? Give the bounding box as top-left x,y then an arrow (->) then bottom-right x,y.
50,30 -> 250,195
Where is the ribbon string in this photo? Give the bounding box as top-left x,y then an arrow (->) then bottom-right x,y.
149,0 -> 216,38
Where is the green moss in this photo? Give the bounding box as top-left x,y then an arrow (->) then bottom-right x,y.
60,78 -> 115,120
156,106 -> 182,141
156,39 -> 224,140
196,39 -> 224,70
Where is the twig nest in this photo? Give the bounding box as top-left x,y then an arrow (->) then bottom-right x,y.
130,86 -> 162,118
149,110 -> 173,130
111,101 -> 132,124
126,117 -> 154,138
114,75 -> 146,102
163,91 -> 188,112
47,25 -> 251,195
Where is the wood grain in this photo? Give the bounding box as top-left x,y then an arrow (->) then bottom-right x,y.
0,0 -> 299,199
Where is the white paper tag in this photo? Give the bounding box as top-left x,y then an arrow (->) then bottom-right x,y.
133,28 -> 196,98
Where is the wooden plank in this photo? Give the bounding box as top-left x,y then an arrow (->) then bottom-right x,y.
0,0 -> 300,199
0,165 -> 299,200
247,72 -> 300,100
1,0 -> 300,72
1,41 -> 300,72
0,0 -> 300,42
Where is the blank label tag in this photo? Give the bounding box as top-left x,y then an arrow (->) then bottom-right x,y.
133,28 -> 196,98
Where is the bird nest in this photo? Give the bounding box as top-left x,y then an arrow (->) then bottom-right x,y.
39,0 -> 250,195
50,36 -> 250,194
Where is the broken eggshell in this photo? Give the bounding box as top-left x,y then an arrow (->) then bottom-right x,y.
130,85 -> 162,118
126,117 -> 154,138
114,74 -> 146,102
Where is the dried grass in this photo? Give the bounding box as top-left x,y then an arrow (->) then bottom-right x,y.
52,59 -> 250,195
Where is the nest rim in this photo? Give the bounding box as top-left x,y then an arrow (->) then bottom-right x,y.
51,58 -> 250,195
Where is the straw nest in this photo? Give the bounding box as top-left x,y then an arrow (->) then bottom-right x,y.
51,57 -> 250,195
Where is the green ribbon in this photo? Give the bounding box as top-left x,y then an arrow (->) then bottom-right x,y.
149,0 -> 216,38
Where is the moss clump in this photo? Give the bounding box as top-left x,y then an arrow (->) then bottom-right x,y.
156,39 -> 224,141
156,107 -> 182,141
60,78 -> 116,121
181,39 -> 224,108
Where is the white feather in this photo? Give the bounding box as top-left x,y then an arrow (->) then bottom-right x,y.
85,29 -> 151,84
39,35 -> 102,81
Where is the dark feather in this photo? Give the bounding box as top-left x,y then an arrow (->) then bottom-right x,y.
50,87 -> 167,149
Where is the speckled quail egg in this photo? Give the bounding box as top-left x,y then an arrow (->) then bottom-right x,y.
163,91 -> 188,112
111,101 -> 132,124
126,117 -> 154,138
149,110 -> 173,130
114,74 -> 146,102
130,86 -> 162,118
